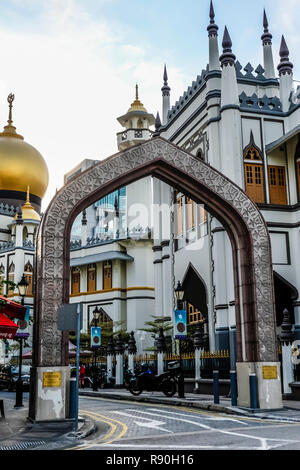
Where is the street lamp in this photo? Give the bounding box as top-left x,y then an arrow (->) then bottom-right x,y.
92,306 -> 100,391
14,274 -> 29,408
175,281 -> 185,399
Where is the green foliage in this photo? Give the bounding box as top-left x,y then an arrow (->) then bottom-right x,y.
138,315 -> 173,353
138,315 -> 173,338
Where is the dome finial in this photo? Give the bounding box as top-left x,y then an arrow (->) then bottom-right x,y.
7,93 -> 15,126
14,184 -> 41,221
0,93 -> 24,140
26,185 -> 30,204
136,83 -> 139,101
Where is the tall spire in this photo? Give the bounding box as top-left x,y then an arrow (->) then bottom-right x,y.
219,26 -> 236,67
278,35 -> 294,112
261,9 -> 272,45
162,64 -> 170,94
207,1 -> 220,71
261,9 -> 275,79
207,0 -> 218,37
278,35 -> 293,75
161,64 -> 171,125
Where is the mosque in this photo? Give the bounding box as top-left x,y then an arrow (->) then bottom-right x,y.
0,2 -> 299,378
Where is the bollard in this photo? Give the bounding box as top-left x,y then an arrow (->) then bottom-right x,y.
249,373 -> 258,409
230,370 -> 237,406
69,378 -> 77,419
213,370 -> 220,404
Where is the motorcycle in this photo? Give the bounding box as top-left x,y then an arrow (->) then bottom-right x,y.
128,362 -> 178,397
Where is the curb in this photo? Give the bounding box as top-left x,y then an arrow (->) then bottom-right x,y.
79,391 -> 300,423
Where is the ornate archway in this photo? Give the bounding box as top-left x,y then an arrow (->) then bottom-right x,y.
31,137 -> 281,419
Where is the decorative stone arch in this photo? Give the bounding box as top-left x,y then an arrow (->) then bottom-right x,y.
32,137 -> 281,418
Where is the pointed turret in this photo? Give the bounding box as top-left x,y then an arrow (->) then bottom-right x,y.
219,27 -> 236,68
219,27 -> 239,107
278,35 -> 294,112
153,111 -> 162,136
161,64 -> 171,125
207,0 -> 220,71
219,26 -> 243,186
261,9 -> 275,79
278,35 -> 294,76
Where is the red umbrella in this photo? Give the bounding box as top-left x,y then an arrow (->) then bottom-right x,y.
0,313 -> 19,339
0,295 -> 26,320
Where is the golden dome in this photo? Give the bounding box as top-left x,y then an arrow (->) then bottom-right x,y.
127,84 -> 147,113
0,94 -> 49,200
14,187 -> 40,221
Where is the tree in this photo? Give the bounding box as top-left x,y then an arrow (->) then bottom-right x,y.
138,315 -> 173,352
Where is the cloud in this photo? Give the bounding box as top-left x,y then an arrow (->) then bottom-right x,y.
0,0 -> 186,210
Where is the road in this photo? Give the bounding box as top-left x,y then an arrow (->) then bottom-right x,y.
68,396 -> 300,451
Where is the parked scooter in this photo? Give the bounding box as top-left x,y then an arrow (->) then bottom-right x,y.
128,362 -> 179,397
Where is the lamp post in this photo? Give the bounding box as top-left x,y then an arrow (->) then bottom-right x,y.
92,306 -> 100,391
14,274 -> 29,408
175,281 -> 185,399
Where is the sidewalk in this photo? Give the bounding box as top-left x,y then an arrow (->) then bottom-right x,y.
0,394 -> 96,450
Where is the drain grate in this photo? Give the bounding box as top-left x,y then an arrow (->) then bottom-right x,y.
0,440 -> 46,450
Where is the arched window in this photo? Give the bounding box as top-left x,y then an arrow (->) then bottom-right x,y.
243,132 -> 265,203
7,262 -> 15,297
24,261 -> 33,296
186,197 -> 195,231
103,261 -> 112,290
87,263 -> 96,292
23,226 -> 28,241
71,267 -> 80,294
196,149 -> 204,161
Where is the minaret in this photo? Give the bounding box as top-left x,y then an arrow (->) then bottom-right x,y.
219,27 -> 243,186
207,0 -> 220,71
261,9 -> 275,79
161,65 -> 171,125
278,35 -> 294,112
116,85 -> 155,151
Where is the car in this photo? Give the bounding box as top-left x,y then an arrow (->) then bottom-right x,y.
0,365 -> 31,392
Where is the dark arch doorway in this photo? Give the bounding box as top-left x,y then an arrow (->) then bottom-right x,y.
182,263 -> 208,321
274,271 -> 298,327
31,137 -> 281,419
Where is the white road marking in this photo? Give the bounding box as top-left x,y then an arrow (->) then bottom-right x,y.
148,408 -> 249,426
123,408 -> 300,450
111,410 -> 173,433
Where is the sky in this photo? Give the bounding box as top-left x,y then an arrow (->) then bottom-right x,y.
0,0 -> 299,210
